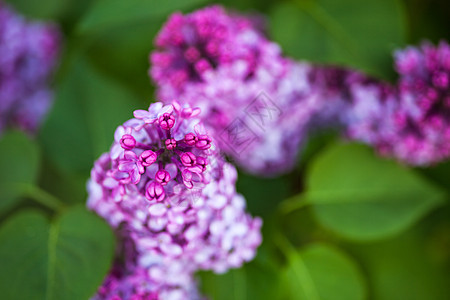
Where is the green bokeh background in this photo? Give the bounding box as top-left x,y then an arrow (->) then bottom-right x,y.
0,0 -> 449,299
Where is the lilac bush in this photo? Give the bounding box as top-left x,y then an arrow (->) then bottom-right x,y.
0,3 -> 59,135
88,101 -> 262,299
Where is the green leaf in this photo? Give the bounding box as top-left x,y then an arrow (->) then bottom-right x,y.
306,142 -> 445,241
199,256 -> 282,300
0,206 -> 115,300
269,0 -> 407,79
85,20 -> 159,99
77,0 -> 208,35
347,214 -> 450,300
236,172 -> 290,217
39,55 -> 141,174
5,0 -> 66,19
283,243 -> 366,300
420,160 -> 450,196
0,131 -> 40,214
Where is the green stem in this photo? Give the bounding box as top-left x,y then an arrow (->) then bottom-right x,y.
275,233 -> 320,300
278,194 -> 311,215
19,183 -> 66,212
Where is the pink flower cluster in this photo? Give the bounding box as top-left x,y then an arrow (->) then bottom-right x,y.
388,41 -> 450,164
88,101 -> 262,299
0,3 -> 59,135
150,5 -> 263,100
308,66 -> 398,145
150,5 -> 450,168
327,41 -> 450,165
150,5 -> 321,176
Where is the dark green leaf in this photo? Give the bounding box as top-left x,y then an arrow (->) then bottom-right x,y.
237,172 -> 290,217
5,0 -> 66,19
0,206 -> 115,300
0,131 -> 40,214
78,0 -> 209,35
39,55 -> 141,174
85,20 -> 159,99
283,243 -> 366,300
306,142 -> 445,241
199,256 -> 282,300
347,212 -> 450,300
269,0 -> 407,79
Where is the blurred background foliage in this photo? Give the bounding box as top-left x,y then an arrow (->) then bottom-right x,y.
0,0 -> 449,299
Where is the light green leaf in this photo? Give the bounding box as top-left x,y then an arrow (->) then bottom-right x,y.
283,243 -> 366,300
0,206 -> 115,300
78,0 -> 208,35
306,142 -> 445,241
269,0 -> 407,79
0,131 -> 40,214
39,55 -> 141,174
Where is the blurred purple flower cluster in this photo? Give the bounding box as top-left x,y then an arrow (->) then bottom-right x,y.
0,3 -> 59,135
389,41 -> 450,165
318,41 -> 450,166
150,5 -> 450,172
150,5 -> 319,176
88,101 -> 262,299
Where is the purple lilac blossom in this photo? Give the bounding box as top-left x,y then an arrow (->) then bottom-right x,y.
0,3 -> 59,135
92,262 -> 202,300
88,101 -> 262,299
308,66 -> 398,145
150,5 -> 319,176
388,40 -> 450,165
323,41 -> 450,165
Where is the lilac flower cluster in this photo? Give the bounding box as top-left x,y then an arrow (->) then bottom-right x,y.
91,260 -> 202,300
150,5 -> 450,170
150,5 -> 263,100
322,41 -> 450,165
388,41 -> 450,165
308,66 -> 398,144
0,3 -> 59,135
88,101 -> 262,299
150,5 -> 321,176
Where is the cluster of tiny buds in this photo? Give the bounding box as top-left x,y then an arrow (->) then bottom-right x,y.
110,102 -> 213,203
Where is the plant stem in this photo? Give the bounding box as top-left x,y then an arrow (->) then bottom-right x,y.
278,194 -> 310,215
274,232 -> 320,300
19,183 -> 66,212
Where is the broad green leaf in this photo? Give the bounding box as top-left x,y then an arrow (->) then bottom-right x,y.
306,143 -> 445,241
39,55 -> 141,174
236,172 -> 290,217
283,243 -> 366,300
420,160 -> 450,196
269,0 -> 407,79
347,214 -> 450,300
5,0 -> 66,19
199,255 -> 282,300
0,131 -> 40,214
0,207 -> 115,300
39,158 -> 89,205
78,0 -> 208,35
85,20 -> 159,99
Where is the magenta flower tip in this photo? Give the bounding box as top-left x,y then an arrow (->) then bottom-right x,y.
180,152 -> 196,167
120,134 -> 136,150
159,112 -> 175,130
145,181 -> 165,202
139,150 -> 157,166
